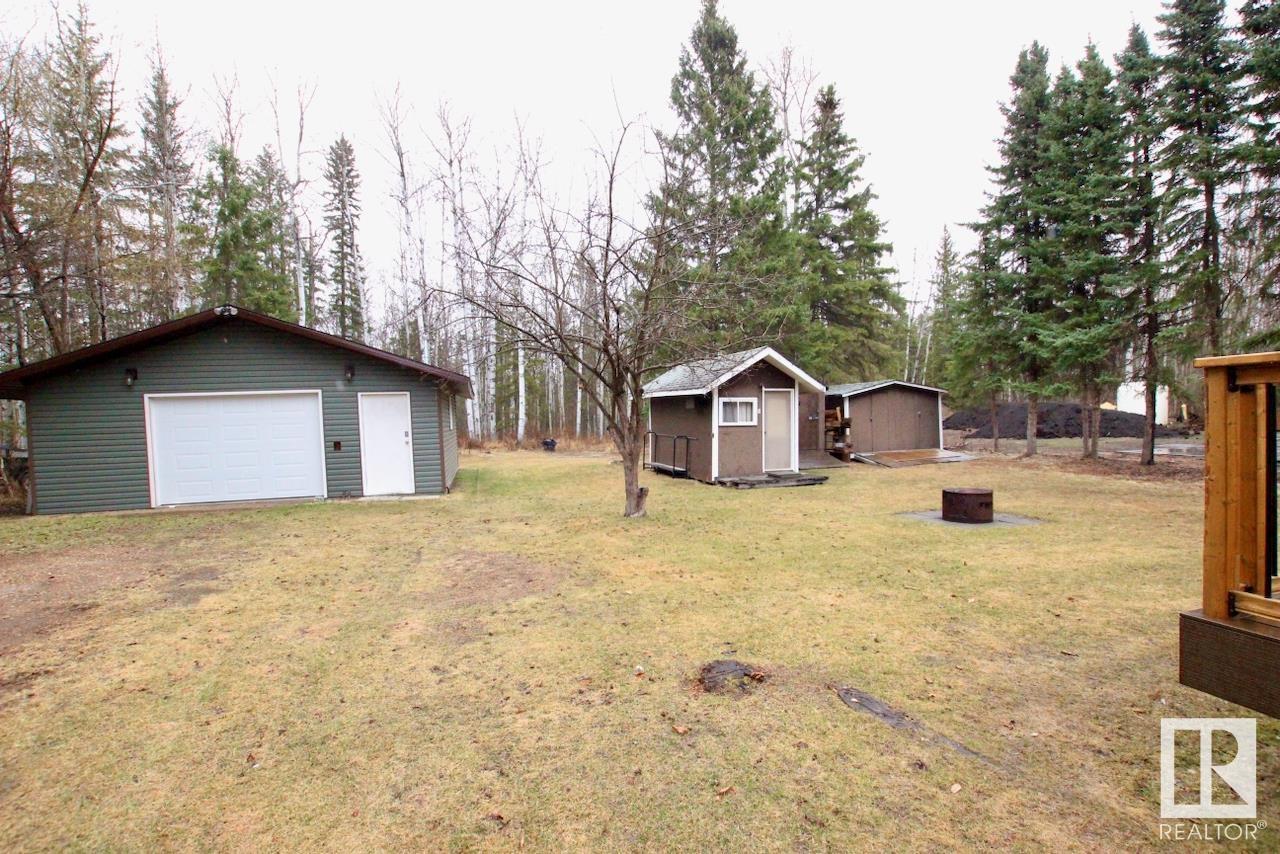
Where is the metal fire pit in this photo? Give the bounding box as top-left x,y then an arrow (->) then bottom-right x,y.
942,487 -> 994,524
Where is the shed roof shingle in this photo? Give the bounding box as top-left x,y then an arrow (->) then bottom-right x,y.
641,347 -> 770,396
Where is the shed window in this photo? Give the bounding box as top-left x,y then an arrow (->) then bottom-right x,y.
447,394 -> 456,431
719,397 -> 757,426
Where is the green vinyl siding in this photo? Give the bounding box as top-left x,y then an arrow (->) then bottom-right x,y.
26,319 -> 454,514
440,387 -> 459,488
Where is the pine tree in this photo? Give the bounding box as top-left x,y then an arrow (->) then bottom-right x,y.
132,48 -> 193,322
1238,0 -> 1280,339
322,135 -> 365,341
1116,25 -> 1169,464
1158,0 -> 1242,355
191,146 -> 294,319
977,42 -> 1058,455
789,84 -> 903,380
1042,46 -> 1130,457
651,0 -> 796,345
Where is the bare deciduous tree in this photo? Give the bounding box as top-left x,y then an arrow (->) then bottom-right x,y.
451,123 -> 749,517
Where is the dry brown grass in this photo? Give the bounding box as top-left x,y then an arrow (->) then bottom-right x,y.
0,450 -> 1272,850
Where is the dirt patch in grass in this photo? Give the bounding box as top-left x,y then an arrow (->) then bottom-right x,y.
697,659 -> 768,695
160,564 -> 224,607
0,547 -> 152,655
0,531 -> 237,653
1048,454 -> 1203,482
422,549 -> 565,609
833,685 -> 987,762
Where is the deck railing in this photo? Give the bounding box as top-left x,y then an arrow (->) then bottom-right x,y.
645,431 -> 695,478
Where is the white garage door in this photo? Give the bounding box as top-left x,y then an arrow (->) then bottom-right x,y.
147,392 -> 326,506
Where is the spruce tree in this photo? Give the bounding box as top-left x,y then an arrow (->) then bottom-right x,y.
1157,0 -> 1242,355
790,84 -> 903,380
322,135 -> 365,341
1116,25 -> 1169,464
191,146 -> 294,319
1239,0 -> 1280,326
652,0 -> 796,345
1042,46 -> 1130,458
950,235 -> 1018,451
132,49 -> 193,323
976,42 -> 1058,455
922,227 -> 964,388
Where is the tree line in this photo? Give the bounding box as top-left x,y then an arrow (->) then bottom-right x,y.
0,6 -> 369,364
0,1 -> 906,455
908,0 -> 1278,462
4,0 -> 1275,498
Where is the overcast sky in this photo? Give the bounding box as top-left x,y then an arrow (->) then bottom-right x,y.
8,0 -> 1176,311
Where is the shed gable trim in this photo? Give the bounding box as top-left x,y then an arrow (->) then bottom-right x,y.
643,347 -> 824,398
829,380 -> 945,399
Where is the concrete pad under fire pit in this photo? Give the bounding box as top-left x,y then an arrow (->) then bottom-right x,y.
897,510 -> 1042,528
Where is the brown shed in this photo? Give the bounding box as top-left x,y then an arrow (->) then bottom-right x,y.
826,380 -> 945,455
642,347 -> 826,483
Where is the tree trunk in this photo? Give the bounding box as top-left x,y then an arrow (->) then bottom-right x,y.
1023,394 -> 1039,457
989,396 -> 1000,453
1081,382 -> 1091,458
1141,376 -> 1157,466
621,442 -> 648,518
516,339 -> 526,444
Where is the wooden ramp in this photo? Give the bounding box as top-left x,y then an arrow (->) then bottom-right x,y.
852,448 -> 975,468
799,450 -> 848,470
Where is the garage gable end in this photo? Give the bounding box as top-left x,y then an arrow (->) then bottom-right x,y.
25,319 -> 448,513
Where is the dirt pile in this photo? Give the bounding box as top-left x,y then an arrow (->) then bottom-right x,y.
945,402 -> 1184,439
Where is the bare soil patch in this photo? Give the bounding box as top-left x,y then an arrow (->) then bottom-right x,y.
0,547 -> 151,655
0,533 -> 233,654
697,659 -> 768,695
422,549 -> 565,609
1048,454 -> 1203,482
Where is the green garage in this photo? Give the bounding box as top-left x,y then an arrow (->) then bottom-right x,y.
0,305 -> 471,514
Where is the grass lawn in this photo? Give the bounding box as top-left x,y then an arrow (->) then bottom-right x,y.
0,451 -> 1274,850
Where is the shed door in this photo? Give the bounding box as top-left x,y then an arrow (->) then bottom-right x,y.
763,389 -> 794,471
148,392 -> 325,506
358,392 -> 416,495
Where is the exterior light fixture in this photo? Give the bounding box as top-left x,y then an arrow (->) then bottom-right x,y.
344,364 -> 355,383
124,368 -> 138,388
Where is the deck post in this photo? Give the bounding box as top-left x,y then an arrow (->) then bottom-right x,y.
1203,366 -> 1231,618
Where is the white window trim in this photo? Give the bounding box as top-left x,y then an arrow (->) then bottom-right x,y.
718,396 -> 758,427
446,393 -> 455,431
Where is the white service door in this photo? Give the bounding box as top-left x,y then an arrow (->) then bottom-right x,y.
358,392 -> 416,495
763,389 -> 794,471
149,392 -> 325,506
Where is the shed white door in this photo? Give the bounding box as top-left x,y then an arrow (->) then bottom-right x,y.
358,392 -> 416,495
762,389 -> 794,471
148,392 -> 325,506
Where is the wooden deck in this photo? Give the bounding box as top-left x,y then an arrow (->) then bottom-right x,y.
852,448 -> 975,468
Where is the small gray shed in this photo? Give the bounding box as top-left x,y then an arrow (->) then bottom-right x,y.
0,305 -> 471,514
826,380 -> 945,455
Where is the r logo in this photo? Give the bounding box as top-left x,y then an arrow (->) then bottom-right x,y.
1161,718 -> 1257,819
